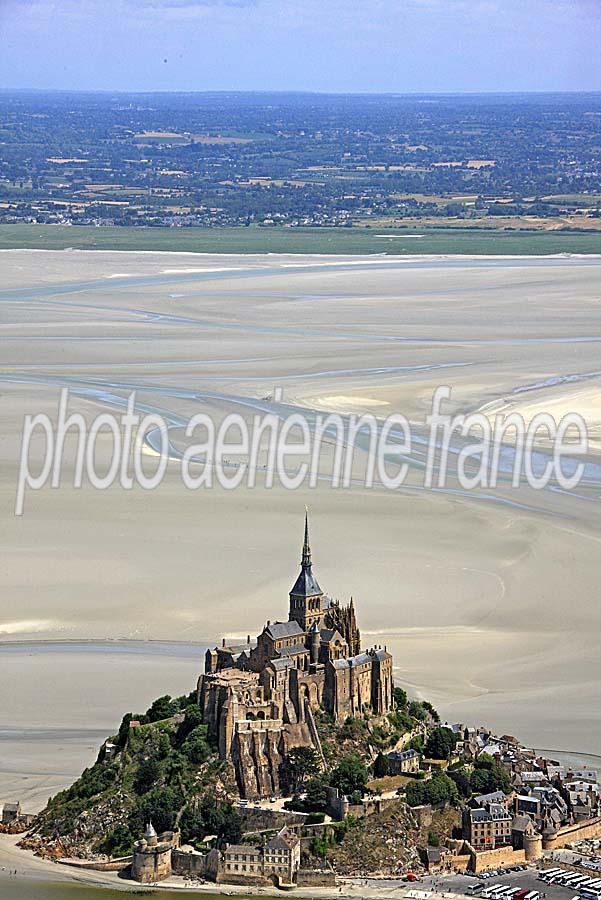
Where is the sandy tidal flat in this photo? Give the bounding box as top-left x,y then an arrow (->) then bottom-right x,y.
0,250 -> 600,813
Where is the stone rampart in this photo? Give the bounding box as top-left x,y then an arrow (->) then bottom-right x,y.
297,868 -> 337,886
544,816 -> 601,850
58,856 -> 132,872
471,846 -> 526,873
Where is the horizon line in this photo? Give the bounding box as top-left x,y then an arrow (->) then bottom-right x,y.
2,87 -> 601,98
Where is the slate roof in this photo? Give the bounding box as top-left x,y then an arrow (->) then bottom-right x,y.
225,844 -> 262,856
474,790 -> 507,807
331,651 -> 370,670
388,749 -> 420,761
284,643 -> 309,657
512,814 -> 533,832
267,827 -> 299,851
268,657 -> 295,671
264,620 -> 304,640
471,806 -> 511,822
320,628 -> 345,644
289,567 -> 322,598
220,642 -> 255,654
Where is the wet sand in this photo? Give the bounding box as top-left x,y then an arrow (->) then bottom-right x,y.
0,251 -> 600,818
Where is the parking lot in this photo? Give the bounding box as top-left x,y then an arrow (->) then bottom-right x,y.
416,866 -> 588,900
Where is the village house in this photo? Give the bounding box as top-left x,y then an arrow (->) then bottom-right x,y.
514,785 -> 568,830
387,748 -> 420,775
1,801 -> 21,824
463,803 -> 513,850
220,828 -> 300,886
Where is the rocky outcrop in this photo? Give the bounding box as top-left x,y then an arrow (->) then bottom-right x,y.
232,721 -> 315,799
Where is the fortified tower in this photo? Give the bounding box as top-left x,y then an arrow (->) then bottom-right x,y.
288,511 -> 325,632
132,823 -> 179,883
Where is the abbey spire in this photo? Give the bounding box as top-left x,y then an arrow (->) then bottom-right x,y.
301,507 -> 312,570
288,509 -> 324,631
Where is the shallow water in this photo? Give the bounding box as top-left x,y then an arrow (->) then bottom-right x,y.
0,880 -> 240,900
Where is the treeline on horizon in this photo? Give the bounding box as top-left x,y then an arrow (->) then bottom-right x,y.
0,91 -> 599,229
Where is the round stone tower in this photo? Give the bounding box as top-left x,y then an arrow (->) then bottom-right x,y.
524,831 -> 543,861
542,822 -> 559,851
132,824 -> 174,884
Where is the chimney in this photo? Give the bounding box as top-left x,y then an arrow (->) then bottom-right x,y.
222,638 -> 226,648
247,635 -> 251,645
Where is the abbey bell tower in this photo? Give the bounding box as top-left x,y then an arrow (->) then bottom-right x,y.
288,511 -> 325,632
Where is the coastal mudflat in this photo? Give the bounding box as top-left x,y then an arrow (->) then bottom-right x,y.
0,251 -> 600,816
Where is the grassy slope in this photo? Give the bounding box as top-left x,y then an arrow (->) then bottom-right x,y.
0,224 -> 600,254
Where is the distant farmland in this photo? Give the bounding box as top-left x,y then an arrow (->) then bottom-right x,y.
0,224 -> 600,255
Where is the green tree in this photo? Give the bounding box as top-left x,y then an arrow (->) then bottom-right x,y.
408,735 -> 424,753
133,786 -> 182,834
311,834 -> 330,859
117,713 -> 133,748
426,772 -> 458,806
373,752 -> 390,778
408,701 -> 427,721
405,780 -> 427,806
220,806 -> 243,844
448,767 -> 471,798
425,727 -> 457,760
287,746 -> 320,792
179,805 -> 205,843
422,701 -> 440,722
393,687 -> 408,708
475,752 -> 495,769
175,705 -> 204,745
183,726 -> 211,765
304,779 -> 328,813
470,758 -> 511,795
405,772 -> 457,807
134,757 -> 161,795
470,767 -> 491,795
330,753 -> 368,797
153,732 -> 171,760
146,695 -> 177,723
389,709 -> 414,735
198,798 -> 243,843
97,824 -> 134,858
69,764 -> 116,801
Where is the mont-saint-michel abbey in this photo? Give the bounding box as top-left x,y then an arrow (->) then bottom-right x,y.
198,513 -> 394,799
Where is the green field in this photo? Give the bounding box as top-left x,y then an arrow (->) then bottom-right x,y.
0,224 -> 599,255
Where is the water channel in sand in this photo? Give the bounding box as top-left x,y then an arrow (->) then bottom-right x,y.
1,252 -> 600,815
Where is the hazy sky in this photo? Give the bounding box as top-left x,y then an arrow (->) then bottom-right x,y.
1,0 -> 600,93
